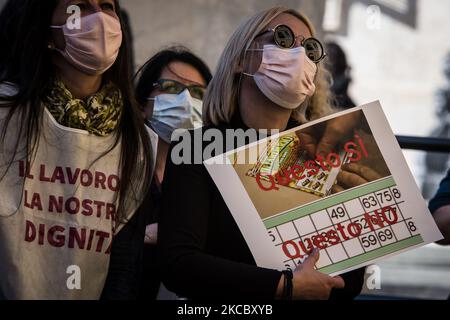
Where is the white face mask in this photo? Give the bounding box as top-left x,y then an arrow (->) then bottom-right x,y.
50,12 -> 123,75
148,89 -> 203,143
243,44 -> 317,110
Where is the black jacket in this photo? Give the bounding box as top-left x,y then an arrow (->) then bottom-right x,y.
429,169 -> 450,214
100,191 -> 149,300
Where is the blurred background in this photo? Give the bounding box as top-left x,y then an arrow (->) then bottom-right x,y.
1,0 -> 449,299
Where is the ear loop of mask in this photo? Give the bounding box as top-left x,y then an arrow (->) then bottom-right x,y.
242,47 -> 264,78
237,44 -> 255,110
236,41 -> 279,134
241,39 -> 266,78
238,41 -> 266,108
48,25 -> 63,51
145,97 -> 157,128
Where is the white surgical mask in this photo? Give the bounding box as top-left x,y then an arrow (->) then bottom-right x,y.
50,12 -> 123,75
243,44 -> 317,110
148,89 -> 203,143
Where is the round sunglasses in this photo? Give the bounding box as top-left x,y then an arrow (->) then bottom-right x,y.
256,24 -> 327,63
153,79 -> 206,100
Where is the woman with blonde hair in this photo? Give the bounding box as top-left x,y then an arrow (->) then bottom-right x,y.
159,6 -> 364,300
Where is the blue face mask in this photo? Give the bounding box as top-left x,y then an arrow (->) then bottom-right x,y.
148,89 -> 203,143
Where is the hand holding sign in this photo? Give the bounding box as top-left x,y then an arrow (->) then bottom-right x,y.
332,163 -> 383,193
144,223 -> 158,245
278,249 -> 345,300
297,112 -> 361,158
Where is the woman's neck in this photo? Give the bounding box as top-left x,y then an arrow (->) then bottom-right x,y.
54,56 -> 102,100
238,80 -> 292,132
239,102 -> 292,132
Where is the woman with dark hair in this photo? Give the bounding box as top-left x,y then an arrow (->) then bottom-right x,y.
134,46 -> 212,299
0,0 -> 156,299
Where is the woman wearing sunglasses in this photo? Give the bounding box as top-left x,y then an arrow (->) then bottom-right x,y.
158,7 -> 365,300
134,46 -> 212,299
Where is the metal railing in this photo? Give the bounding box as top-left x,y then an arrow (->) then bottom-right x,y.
396,136 -> 450,153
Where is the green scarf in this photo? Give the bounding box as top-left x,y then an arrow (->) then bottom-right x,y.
43,78 -> 123,137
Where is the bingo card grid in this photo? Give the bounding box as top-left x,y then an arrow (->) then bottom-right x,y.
265,176 -> 424,274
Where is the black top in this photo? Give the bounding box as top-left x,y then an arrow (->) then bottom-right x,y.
138,178 -> 163,300
429,169 -> 450,214
100,189 -> 149,300
158,115 -> 365,300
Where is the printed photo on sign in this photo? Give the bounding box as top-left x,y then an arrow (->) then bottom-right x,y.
230,109 -> 391,220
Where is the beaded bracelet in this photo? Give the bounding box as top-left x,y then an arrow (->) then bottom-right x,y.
282,270 -> 293,300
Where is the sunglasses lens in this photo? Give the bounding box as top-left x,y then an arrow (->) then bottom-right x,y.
303,38 -> 324,62
189,87 -> 205,100
159,80 -> 183,94
274,25 -> 295,48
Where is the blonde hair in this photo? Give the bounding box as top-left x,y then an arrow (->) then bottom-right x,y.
203,6 -> 334,126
